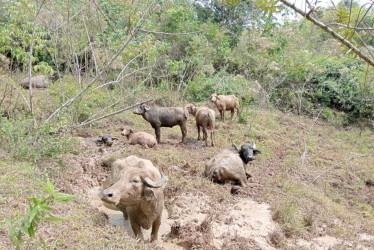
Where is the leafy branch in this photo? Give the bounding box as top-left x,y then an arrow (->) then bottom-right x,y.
7,179 -> 75,249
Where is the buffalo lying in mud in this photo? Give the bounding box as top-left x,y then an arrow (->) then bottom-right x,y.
204,140 -> 261,187
100,156 -> 167,242
133,104 -> 189,144
121,126 -> 157,148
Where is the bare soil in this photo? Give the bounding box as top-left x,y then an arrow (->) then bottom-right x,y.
42,110 -> 374,249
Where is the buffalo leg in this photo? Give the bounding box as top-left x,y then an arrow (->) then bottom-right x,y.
150,214 -> 162,242
154,126 -> 161,143
230,109 -> 235,120
180,123 -> 187,143
202,127 -> 208,146
210,130 -> 214,147
120,208 -> 128,220
129,219 -> 144,241
219,110 -> 224,122
196,124 -> 201,140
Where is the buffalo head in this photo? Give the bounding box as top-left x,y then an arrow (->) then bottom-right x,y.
133,104 -> 150,115
210,93 -> 218,102
233,139 -> 261,164
121,126 -> 133,137
185,103 -> 197,116
101,161 -> 167,207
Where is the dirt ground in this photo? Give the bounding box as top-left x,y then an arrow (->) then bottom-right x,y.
43,109 -> 374,250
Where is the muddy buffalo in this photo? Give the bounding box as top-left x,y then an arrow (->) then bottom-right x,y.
101,155 -> 167,242
133,104 -> 189,143
204,140 -> 261,186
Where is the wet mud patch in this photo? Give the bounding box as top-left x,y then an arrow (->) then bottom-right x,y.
49,134 -> 374,249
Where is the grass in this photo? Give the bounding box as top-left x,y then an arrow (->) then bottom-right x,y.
1,85 -> 374,248
0,159 -> 146,249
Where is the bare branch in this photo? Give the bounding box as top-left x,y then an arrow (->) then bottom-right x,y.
77,99 -> 153,127
279,0 -> 374,68
46,0 -> 158,123
1,81 -> 31,111
91,65 -> 153,92
138,28 -> 213,36
81,6 -> 99,75
27,0 -> 48,115
326,22 -> 374,31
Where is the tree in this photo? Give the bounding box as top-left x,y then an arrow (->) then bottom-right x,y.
232,0 -> 374,68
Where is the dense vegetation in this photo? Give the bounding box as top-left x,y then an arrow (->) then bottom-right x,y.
0,0 -> 373,248
1,0 -> 373,128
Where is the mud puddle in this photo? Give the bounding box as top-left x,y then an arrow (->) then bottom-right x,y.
86,187 -> 278,249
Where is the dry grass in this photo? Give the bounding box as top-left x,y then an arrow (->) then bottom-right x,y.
1,91 -> 374,248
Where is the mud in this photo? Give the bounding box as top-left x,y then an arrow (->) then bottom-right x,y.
55,136 -> 374,249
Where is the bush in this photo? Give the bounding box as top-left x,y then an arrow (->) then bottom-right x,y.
269,59 -> 374,126
185,70 -> 250,102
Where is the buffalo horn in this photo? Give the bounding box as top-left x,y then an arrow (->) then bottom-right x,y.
251,139 -> 256,149
232,143 -> 239,151
144,172 -> 167,188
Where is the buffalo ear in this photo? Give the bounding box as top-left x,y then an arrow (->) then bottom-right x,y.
144,186 -> 156,201
253,149 -> 261,155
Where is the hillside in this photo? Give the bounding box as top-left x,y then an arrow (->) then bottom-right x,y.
1,97 -> 373,249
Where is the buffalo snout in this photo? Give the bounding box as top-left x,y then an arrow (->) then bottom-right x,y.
102,189 -> 114,198
133,104 -> 150,115
101,189 -> 119,205
247,156 -> 255,161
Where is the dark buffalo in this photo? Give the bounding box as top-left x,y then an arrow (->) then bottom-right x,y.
133,104 -> 189,143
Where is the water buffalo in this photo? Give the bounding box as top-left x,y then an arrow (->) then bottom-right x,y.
20,75 -> 49,89
121,126 -> 157,148
101,155 -> 167,242
96,134 -> 117,147
133,104 -> 189,143
185,103 -> 215,147
210,93 -> 239,122
204,140 -> 261,187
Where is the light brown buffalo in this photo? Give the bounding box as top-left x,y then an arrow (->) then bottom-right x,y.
210,93 -> 239,122
185,103 -> 215,147
101,156 -> 167,242
121,126 -> 157,148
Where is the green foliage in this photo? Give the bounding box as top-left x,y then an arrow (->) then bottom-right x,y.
7,179 -> 74,248
185,70 -> 248,102
48,78 -> 117,124
0,0 -> 54,71
254,0 -> 281,17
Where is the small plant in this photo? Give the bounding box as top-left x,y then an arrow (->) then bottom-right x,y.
7,179 -> 75,249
